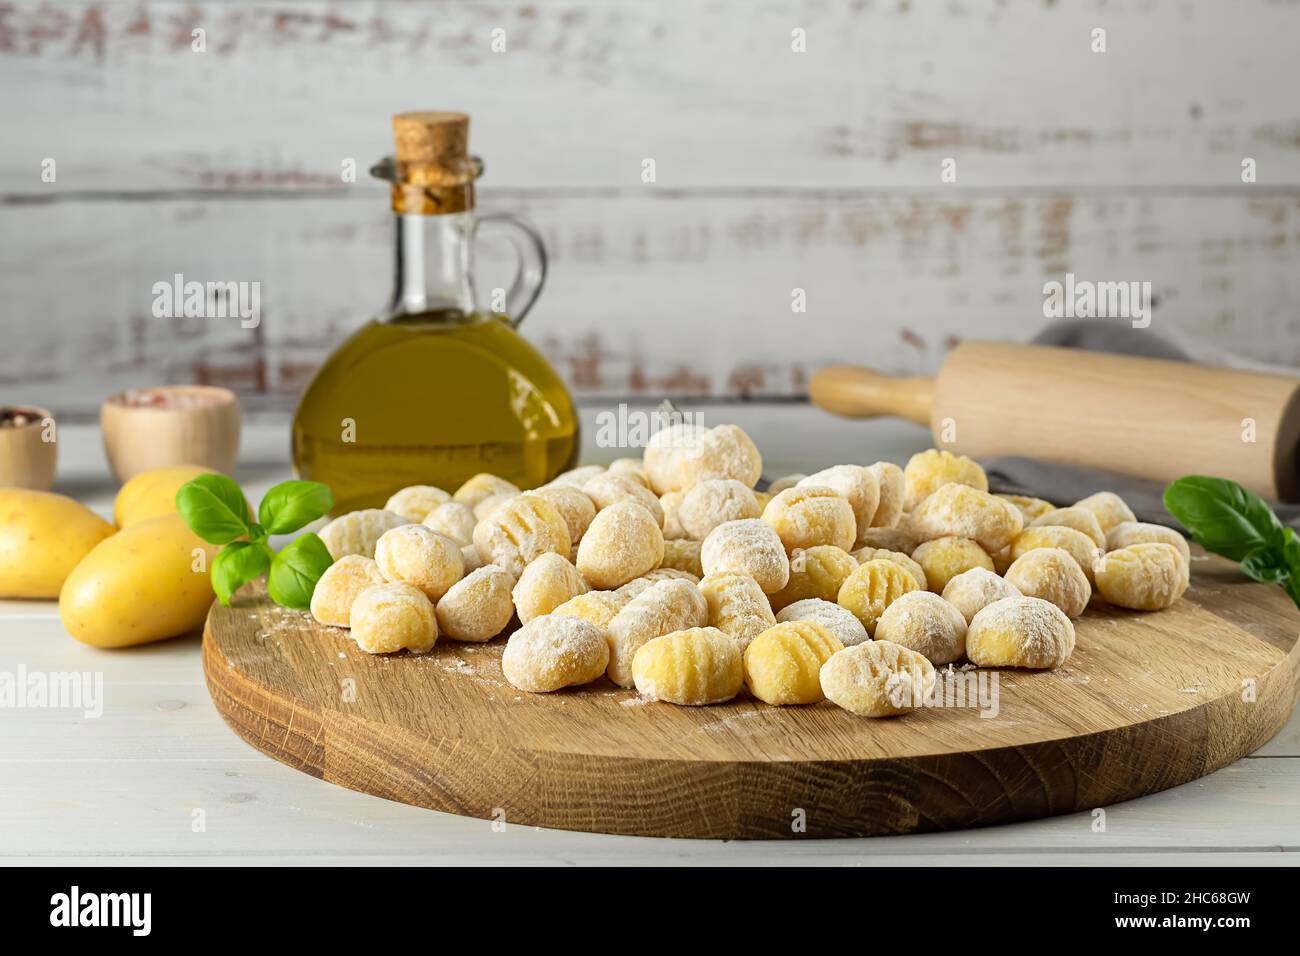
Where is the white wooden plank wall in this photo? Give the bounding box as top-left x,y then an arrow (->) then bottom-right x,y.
2,0 -> 1299,415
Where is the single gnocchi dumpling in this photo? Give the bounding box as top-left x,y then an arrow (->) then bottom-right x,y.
435,564 -> 516,643
549,464 -> 606,489
632,627 -> 743,705
384,484 -> 452,522
421,501 -> 476,546
677,424 -> 763,490
850,546 -> 927,590
551,589 -> 629,629
700,519 -> 790,594
576,499 -> 666,589
743,620 -> 843,706
940,566 -> 1021,624
375,524 -> 465,601
660,538 -> 704,578
659,491 -> 687,540
616,567 -> 700,599
762,485 -> 856,553
1094,542 -> 1189,611
873,590 -> 967,666
310,555 -> 387,627
605,578 -> 708,687
775,598 -> 870,647
501,615 -> 610,693
584,472 -> 665,527
453,473 -> 521,509
837,558 -> 921,634
319,509 -> 410,561
769,545 -> 858,611
902,449 -> 988,512
966,596 -> 1075,669
1004,547 -> 1091,619
460,543 -> 484,574
798,465 -> 880,538
1010,525 -> 1105,584
642,422 -> 710,494
997,494 -> 1056,524
1074,491 -> 1137,534
512,553 -> 589,624
473,493 -> 571,578
532,484 -> 597,551
910,536 -> 994,593
1105,521 -> 1191,566
677,479 -> 761,539
698,572 -> 777,651
349,582 -> 438,655
820,640 -> 937,717
865,461 -> 905,528
1029,506 -> 1106,549
473,492 -> 519,521
909,484 -> 1023,554
606,457 -> 650,486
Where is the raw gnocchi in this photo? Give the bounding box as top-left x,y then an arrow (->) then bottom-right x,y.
837,558 -> 921,634
910,536 -> 994,593
375,524 -> 464,601
902,449 -> 988,512
769,545 -> 858,611
762,485 -> 856,553
576,499 -> 665,589
698,572 -> 777,650
512,553 -> 589,624
873,590 -> 968,666
743,620 -> 843,705
384,484 -> 451,522
435,564 -> 516,643
632,627 -> 743,705
775,598 -> 870,647
310,555 -> 387,627
966,596 -> 1075,669
1094,542 -> 1189,611
605,578 -> 708,687
473,493 -> 571,578
700,519 -> 790,594
678,479 -> 761,539
319,509 -> 409,561
501,615 -> 610,693
1004,547 -> 1091,619
349,582 -> 439,655
820,640 -> 937,717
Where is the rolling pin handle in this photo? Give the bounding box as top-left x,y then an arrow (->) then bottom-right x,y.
808,366 -> 936,428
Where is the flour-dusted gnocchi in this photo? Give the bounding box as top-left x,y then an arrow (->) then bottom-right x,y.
798,465 -> 880,538
319,509 -> 410,561
384,484 -> 452,522
677,424 -> 763,490
700,519 -> 790,594
435,564 -> 516,643
940,566 -> 1021,624
775,598 -> 870,647
552,589 -> 630,628
1094,542 -> 1189,611
1105,521 -> 1191,567
421,501 -> 477,546
837,558 -> 921,634
583,472 -> 665,527
910,536 -> 993,593
375,524 -> 464,601
512,553 -> 589,624
501,615 -> 610,693
997,494 -> 1056,524
454,473 -> 521,508
605,578 -> 708,687
873,590 -> 968,666
865,461 -> 905,529
349,582 -> 438,655
966,596 -> 1076,669
698,572 -> 777,650
902,449 -> 988,512
659,490 -> 688,540
769,545 -> 858,611
850,546 -> 927,590
473,492 -> 519,521
678,479 -> 761,539
743,620 -> 843,705
1029,506 -> 1107,549
1074,491 -> 1137,534
762,485 -> 856,553
1004,547 -> 1091,619
1010,525 -> 1105,584
532,484 -> 597,551
310,555 -> 386,628
909,484 -> 1023,554
473,493 -> 572,578
632,627 -> 743,705
576,499 -> 666,589
660,538 -> 704,578
820,640 -> 937,717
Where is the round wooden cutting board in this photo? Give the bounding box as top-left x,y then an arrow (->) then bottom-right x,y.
203,549 -> 1300,839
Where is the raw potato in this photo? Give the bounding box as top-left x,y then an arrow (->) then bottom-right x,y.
743,620 -> 843,705
435,564 -> 516,642
902,449 -> 988,511
350,582 -> 439,655
632,627 -> 743,705
941,566 -> 1021,624
1004,547 -> 1091,619
502,615 -> 610,693
59,514 -> 220,648
911,537 -> 994,593
1094,543 -> 1189,611
775,598 -> 870,647
762,485 -> 856,553
0,489 -> 115,598
311,555 -> 386,627
873,590 -> 968,666
820,640 -> 937,717
966,596 -> 1076,669
113,464 -> 219,528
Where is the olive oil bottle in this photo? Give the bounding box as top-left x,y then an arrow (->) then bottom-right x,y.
292,112 -> 578,513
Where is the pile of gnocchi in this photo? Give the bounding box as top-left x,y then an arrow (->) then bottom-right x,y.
311,424 -> 1191,718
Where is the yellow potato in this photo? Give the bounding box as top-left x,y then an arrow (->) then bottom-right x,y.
60,514 -> 221,648
113,464 -> 219,528
0,489 -> 115,598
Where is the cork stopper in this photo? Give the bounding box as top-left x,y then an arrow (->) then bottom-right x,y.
392,111 -> 470,167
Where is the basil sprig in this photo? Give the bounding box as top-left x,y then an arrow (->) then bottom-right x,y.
176,475 -> 335,609
1164,476 -> 1300,607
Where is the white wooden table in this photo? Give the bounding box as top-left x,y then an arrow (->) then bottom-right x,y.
3,408 -> 1298,866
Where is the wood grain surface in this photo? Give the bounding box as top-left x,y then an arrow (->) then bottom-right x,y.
204,548 -> 1300,839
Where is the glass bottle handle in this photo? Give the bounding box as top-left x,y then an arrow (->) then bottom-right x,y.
473,212 -> 548,327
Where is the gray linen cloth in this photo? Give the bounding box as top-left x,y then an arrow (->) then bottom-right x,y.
978,322 -> 1300,532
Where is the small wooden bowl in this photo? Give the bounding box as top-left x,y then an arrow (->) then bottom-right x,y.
0,405 -> 57,490
101,386 -> 241,482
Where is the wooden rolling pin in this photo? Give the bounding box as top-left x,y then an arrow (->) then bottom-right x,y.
810,341 -> 1300,502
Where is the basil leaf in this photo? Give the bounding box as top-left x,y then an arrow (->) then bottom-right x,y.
1162,476 -> 1287,562
212,541 -> 271,606
1241,545 -> 1290,584
258,480 -> 335,535
267,533 -> 334,610
175,474 -> 251,545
